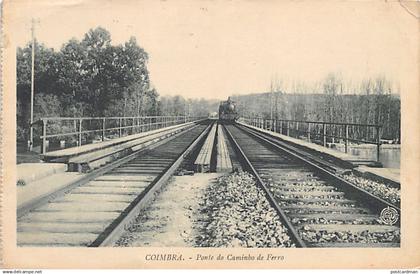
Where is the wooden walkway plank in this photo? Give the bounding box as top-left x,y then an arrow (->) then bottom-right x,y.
67,124 -> 189,172
216,125 -> 233,172
194,123 -> 217,172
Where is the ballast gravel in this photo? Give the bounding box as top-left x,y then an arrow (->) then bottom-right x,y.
300,227 -> 400,244
342,173 -> 400,205
196,172 -> 295,248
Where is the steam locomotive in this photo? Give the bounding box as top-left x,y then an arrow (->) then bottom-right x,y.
219,97 -> 239,122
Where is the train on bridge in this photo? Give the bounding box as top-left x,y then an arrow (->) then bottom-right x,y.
218,97 -> 239,122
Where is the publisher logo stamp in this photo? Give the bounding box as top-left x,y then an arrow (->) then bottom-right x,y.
380,206 -> 399,225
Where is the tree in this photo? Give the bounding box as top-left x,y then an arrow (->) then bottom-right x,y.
16,26 -> 155,142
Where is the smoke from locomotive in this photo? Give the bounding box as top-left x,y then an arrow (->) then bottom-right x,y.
219,97 -> 239,122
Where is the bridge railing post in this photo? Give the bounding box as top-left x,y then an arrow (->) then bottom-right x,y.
323,123 -> 327,147
307,122 -> 311,141
78,119 -> 83,146
345,124 -> 349,153
376,125 -> 381,162
118,118 -> 122,138
102,118 -> 106,141
286,121 -> 290,136
42,119 -> 47,154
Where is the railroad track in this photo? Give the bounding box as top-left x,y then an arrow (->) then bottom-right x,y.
17,122 -> 212,247
223,123 -> 400,248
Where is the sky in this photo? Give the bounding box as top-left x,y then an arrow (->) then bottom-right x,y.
5,0 -> 418,99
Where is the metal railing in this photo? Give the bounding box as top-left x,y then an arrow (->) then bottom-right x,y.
36,115 -> 203,154
242,117 -> 382,161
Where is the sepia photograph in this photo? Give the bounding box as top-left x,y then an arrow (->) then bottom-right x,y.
1,0 -> 419,269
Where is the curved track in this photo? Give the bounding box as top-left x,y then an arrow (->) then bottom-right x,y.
17,122 -> 211,247
224,123 -> 400,248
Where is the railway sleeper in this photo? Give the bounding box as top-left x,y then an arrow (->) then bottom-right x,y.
299,224 -> 400,234
283,205 -> 370,215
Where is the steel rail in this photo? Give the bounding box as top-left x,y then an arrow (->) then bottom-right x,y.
223,124 -> 307,248
236,124 -> 400,219
93,122 -> 214,246
17,124 -> 203,219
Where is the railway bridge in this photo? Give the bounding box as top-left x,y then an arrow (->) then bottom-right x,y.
16,115 -> 400,248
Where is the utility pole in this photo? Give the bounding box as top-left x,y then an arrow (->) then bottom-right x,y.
29,18 -> 36,151
270,79 -> 273,120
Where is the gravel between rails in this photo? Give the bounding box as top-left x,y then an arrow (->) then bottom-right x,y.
300,226 -> 400,244
196,172 -> 295,248
341,173 -> 400,206
115,174 -> 219,247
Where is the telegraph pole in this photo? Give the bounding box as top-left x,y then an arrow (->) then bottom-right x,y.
270,79 -> 273,120
29,18 -> 36,151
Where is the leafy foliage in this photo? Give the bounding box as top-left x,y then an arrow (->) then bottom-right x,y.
16,27 -> 155,141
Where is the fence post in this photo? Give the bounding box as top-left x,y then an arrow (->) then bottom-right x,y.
345,124 -> 349,153
119,118 -> 122,137
286,121 -> 290,136
376,126 -> 381,162
78,119 -> 83,146
323,123 -> 327,147
122,117 -> 125,136
296,121 -> 299,137
42,119 -> 47,154
149,117 -> 152,130
102,118 -> 106,141
307,123 -> 311,141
